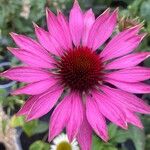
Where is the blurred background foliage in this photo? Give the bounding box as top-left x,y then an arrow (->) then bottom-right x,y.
0,0 -> 150,150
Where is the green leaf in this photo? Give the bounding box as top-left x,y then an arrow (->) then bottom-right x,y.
29,141 -> 50,150
92,135 -> 118,150
23,120 -> 48,137
113,130 -> 130,143
0,89 -> 7,103
92,135 -> 104,150
109,124 -> 118,139
140,0 -> 150,21
128,126 -> 145,150
32,121 -> 48,135
10,115 -> 25,127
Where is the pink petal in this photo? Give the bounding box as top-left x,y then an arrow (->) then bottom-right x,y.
82,9 -> 95,46
69,0 -> 83,46
1,66 -> 50,83
86,8 -> 110,49
105,66 -> 150,82
17,96 -> 39,116
77,107 -> 92,150
34,24 -> 63,56
46,8 -> 68,50
57,10 -> 73,49
124,109 -> 143,128
48,94 -> 72,141
101,85 -> 150,114
86,95 -> 109,141
26,87 -> 63,121
10,33 -> 50,59
11,78 -> 57,95
93,91 -> 128,129
105,52 -> 150,70
101,27 -> 145,62
8,47 -> 54,68
105,79 -> 150,93
87,8 -> 117,50
66,93 -> 83,142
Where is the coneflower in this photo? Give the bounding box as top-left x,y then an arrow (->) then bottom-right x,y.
1,0 -> 150,150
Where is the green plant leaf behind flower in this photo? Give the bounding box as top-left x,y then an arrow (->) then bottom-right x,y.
29,140 -> 50,150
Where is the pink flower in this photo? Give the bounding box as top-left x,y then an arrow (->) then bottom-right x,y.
1,0 -> 150,149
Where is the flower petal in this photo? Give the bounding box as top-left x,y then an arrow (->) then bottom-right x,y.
101,26 -> 145,61
101,85 -> 150,114
87,8 -> 117,50
124,109 -> 143,128
8,47 -> 54,68
26,87 -> 63,121
10,33 -> 49,58
82,9 -> 95,46
77,107 -> 92,150
1,66 -> 50,83
48,94 -> 72,141
11,78 -> 57,95
17,96 -> 38,116
94,91 -> 127,129
105,52 -> 150,70
105,66 -> 150,82
105,79 -> 150,93
66,93 -> 83,142
57,10 -> 73,49
46,8 -> 68,50
69,0 -> 83,46
34,24 -> 63,56
86,95 -> 109,141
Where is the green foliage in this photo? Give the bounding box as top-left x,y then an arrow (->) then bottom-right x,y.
11,115 -> 48,137
140,0 -> 150,22
29,141 -> 50,150
92,123 -> 146,150
92,133 -> 118,150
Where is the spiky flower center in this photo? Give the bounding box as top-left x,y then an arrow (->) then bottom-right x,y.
57,47 -> 103,92
56,141 -> 72,150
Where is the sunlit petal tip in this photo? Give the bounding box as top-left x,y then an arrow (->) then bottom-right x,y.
74,0 -> 79,5
9,32 -> 20,41
129,24 -> 143,33
46,7 -> 55,19
137,123 -> 144,129
32,22 -> 39,29
111,8 -> 118,19
45,7 -> 50,14
15,112 -> 21,117
122,123 -> 128,130
6,46 -> 13,51
145,52 -> 150,58
101,8 -> 110,16
56,8 -> 61,15
114,7 -> 119,14
26,115 -> 34,122
140,33 -> 147,41
10,90 -> 17,95
0,71 -> 6,77
9,32 -> 18,37
88,8 -> 93,12
16,110 -> 25,117
0,72 -> 5,77
103,135 -> 109,142
48,134 -> 54,142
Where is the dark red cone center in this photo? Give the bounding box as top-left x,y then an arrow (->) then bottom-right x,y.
57,47 -> 103,92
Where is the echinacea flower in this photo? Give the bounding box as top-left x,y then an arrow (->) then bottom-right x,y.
50,133 -> 79,150
1,0 -> 150,149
